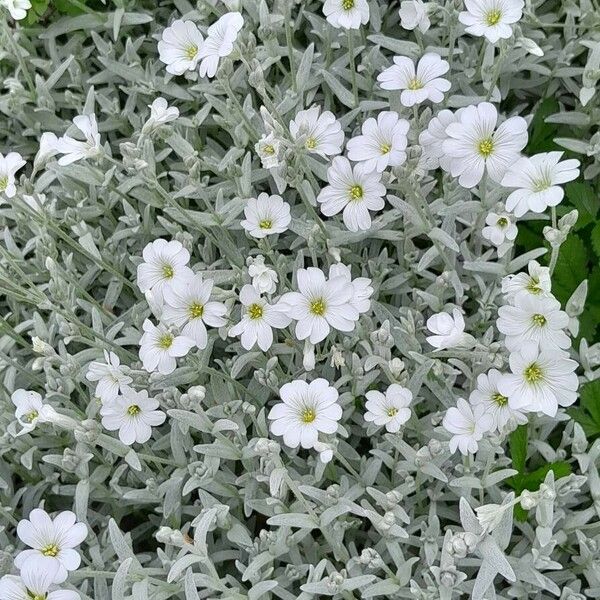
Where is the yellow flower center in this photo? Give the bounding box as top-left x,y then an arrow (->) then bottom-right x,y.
263,144 -> 275,155
0,175 -> 7,191
301,407 -> 316,423
485,9 -> 502,26
387,407 -> 398,417
24,410 -> 39,423
259,219 -> 273,230
342,0 -> 355,10
478,137 -> 495,157
158,333 -> 174,349
305,137 -> 317,149
248,303 -> 264,320
185,45 -> 198,60
310,298 -> 326,316
524,362 -> 543,384
492,393 -> 508,407
532,313 -> 547,327
525,277 -> 542,295
29,593 -> 46,600
189,302 -> 204,319
41,543 -> 59,557
407,77 -> 423,90
349,185 -> 363,200
497,217 -> 509,228
162,264 -> 174,279
127,404 -> 141,416
380,143 -> 391,155
532,177 -> 552,192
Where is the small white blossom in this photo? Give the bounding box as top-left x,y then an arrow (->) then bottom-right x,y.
481,212 -> 518,246
317,156 -> 386,231
255,132 -> 282,169
459,0 -> 524,44
399,0 -> 431,32
323,0 -> 369,29
158,19 -> 204,75
502,260 -> 552,302
100,388 -> 166,445
144,97 -> 179,131
377,53 -> 450,107
498,341 -> 579,417
0,570 -> 78,600
328,263 -> 373,314
346,111 -> 409,172
497,294 -> 571,352
365,384 -> 413,433
136,239 -> 193,302
248,255 -> 279,294
15,509 -> 87,584
501,152 -> 581,217
442,102 -> 527,188
240,193 -> 292,238
279,267 -> 359,344
426,308 -> 470,350
198,12 -> 244,78
290,106 -> 344,157
229,285 -> 291,351
11,389 -> 56,436
268,378 -> 342,450
443,398 -> 493,455
53,114 -> 102,166
0,151 -> 26,198
161,273 -> 227,349
138,319 -> 195,374
418,108 -> 463,171
1,0 -> 31,20
469,369 -> 527,432
85,350 -> 133,402
34,132 -> 60,167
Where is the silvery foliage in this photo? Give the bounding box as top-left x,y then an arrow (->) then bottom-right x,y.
0,0 -> 599,598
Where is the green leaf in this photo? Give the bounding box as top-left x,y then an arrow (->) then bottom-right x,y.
526,98 -> 561,154
507,461 -> 572,494
566,182 -> 598,229
508,424 -> 528,473
552,234 -> 588,304
567,380 -> 600,439
591,222 -> 600,260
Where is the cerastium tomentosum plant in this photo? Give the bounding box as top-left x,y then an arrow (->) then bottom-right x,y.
0,0 -> 599,598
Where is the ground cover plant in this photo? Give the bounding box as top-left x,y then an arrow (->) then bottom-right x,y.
1,0 -> 600,598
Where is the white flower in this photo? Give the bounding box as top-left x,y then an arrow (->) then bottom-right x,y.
314,440 -> 334,463
161,273 -> 227,349
501,152 -> 581,217
418,109 -> 463,171
248,255 -> 279,295
255,133 -> 282,169
498,341 -> 579,417
442,102 -> 528,188
1,0 -> 31,20
100,388 -> 166,445
399,0 -> 431,32
377,53 -> 450,107
290,106 -> 344,157
240,193 -> 292,238
328,263 -> 373,314
268,378 -> 342,449
443,398 -> 493,455
502,260 -> 551,301
54,114 -> 102,166
459,0 -> 524,44
144,97 -> 179,131
323,0 -> 369,29
0,570 -> 78,600
11,389 -> 56,436
85,350 -> 133,402
346,111 -> 409,172
426,308 -> 471,350
34,132 -> 60,167
0,152 -> 26,198
197,12 -> 244,78
229,285 -> 291,351
469,369 -> 527,432
158,19 -> 204,75
138,319 -> 195,374
317,156 -> 386,231
481,212 -> 518,246
497,294 -> 571,352
364,384 -> 413,433
15,509 -> 87,584
136,239 -> 193,302
279,267 -> 359,344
